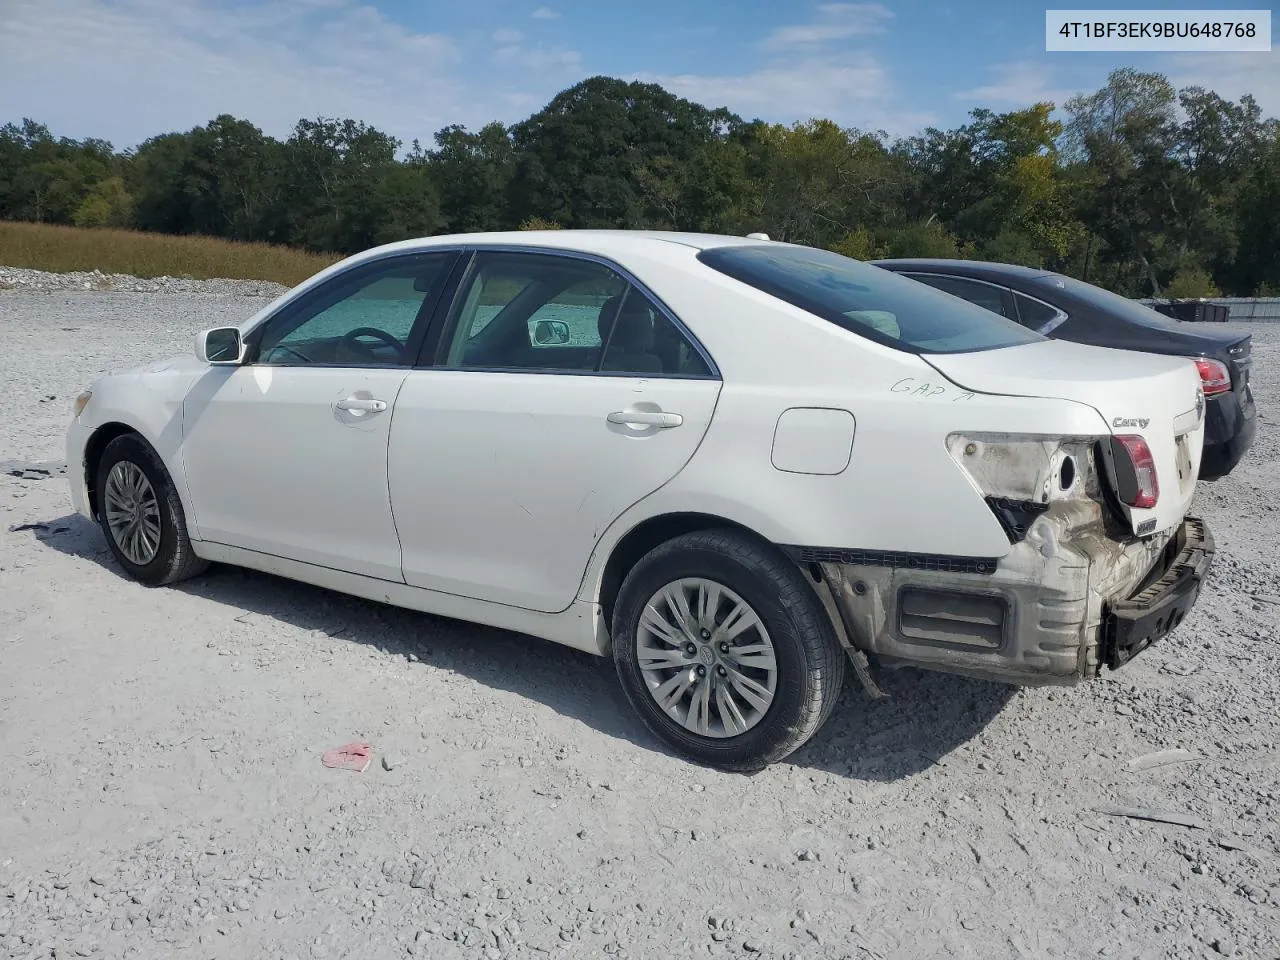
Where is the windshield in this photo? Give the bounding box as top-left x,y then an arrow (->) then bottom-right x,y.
697,245 -> 1043,354
1033,274 -> 1185,331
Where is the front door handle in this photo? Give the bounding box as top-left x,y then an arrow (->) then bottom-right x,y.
607,410 -> 683,428
335,397 -> 388,413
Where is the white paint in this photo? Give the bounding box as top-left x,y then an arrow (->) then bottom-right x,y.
389,371 -> 720,612
180,366 -> 411,582
770,407 -> 856,475
66,229 -> 1206,658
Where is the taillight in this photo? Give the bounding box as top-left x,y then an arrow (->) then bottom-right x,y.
1112,435 -> 1159,509
1191,357 -> 1231,396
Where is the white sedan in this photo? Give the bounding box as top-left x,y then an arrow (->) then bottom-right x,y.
67,231 -> 1215,769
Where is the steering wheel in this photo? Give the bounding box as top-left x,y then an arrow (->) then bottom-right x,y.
338,327 -> 406,362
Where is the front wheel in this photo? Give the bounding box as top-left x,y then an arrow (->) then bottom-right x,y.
95,433 -> 209,586
612,529 -> 845,771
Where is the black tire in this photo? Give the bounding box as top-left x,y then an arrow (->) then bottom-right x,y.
95,433 -> 209,586
612,529 -> 846,772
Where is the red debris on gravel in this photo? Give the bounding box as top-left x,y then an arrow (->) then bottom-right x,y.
321,742 -> 373,773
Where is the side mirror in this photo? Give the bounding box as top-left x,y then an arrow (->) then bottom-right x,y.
532,319 -> 570,345
195,327 -> 244,365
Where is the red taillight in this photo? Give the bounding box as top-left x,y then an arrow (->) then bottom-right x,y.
1115,435 -> 1159,509
1192,357 -> 1231,396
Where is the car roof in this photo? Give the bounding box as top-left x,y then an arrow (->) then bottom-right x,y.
359,229 -> 766,263
870,258 -> 1055,282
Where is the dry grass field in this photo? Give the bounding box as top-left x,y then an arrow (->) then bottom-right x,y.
0,220 -> 339,286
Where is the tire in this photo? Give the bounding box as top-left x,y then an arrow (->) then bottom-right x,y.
612,529 -> 846,772
95,433 -> 209,586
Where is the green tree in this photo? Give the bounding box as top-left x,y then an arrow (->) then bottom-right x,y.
734,120 -> 904,248
1163,265 -> 1221,298
1063,68 -> 1180,295
281,117 -> 400,252
429,122 -> 515,232
508,76 -> 742,230
72,175 -> 134,227
899,104 -> 1077,266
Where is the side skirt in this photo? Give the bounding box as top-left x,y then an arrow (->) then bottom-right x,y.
192,540 -> 607,656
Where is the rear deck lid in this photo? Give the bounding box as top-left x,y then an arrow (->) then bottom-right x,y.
925,340 -> 1205,536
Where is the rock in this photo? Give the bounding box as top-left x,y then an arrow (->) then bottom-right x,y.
382,753 -> 404,772
1213,937 -> 1236,956
797,849 -> 818,862
409,867 -> 430,890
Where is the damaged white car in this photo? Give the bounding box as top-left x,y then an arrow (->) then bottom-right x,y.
66,232 -> 1214,770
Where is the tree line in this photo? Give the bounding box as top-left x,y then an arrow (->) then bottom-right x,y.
2,67 -> 1278,298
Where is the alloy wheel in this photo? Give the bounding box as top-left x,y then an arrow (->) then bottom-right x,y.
103,461 -> 161,566
635,577 -> 779,738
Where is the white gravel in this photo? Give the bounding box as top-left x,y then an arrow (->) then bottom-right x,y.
1,271 -> 1278,960
0,264 -> 288,299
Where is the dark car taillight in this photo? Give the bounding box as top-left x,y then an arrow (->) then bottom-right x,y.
1110,435 -> 1159,509
1191,357 -> 1231,396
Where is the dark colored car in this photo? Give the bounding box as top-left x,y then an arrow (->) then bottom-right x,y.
872,259 -> 1256,480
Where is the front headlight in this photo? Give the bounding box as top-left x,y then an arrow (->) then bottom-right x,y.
73,390 -> 93,418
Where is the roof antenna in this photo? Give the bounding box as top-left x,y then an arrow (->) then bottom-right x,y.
745,232 -> 770,241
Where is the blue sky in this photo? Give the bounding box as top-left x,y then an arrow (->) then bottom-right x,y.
1,0 -> 1275,149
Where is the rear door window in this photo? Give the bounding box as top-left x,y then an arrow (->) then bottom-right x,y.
905,273 -> 1017,320
1013,293 -> 1065,332
698,246 -> 1043,354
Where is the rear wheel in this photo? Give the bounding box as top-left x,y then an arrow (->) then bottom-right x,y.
612,529 -> 845,771
95,433 -> 209,586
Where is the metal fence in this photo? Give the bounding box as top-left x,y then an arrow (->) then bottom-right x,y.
1138,298 -> 1280,323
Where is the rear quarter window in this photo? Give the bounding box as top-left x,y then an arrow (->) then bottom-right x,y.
697,246 -> 1045,354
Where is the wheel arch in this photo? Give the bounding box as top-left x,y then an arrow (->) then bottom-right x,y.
594,511 -> 792,630
83,421 -> 145,519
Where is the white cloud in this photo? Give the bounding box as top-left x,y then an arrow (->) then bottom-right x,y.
0,0 -> 571,148
1165,51 -> 1280,116
952,61 -> 1073,108
762,2 -> 893,50
641,59 -> 933,135
531,6 -> 560,19
494,46 -> 582,71
638,3 -> 925,134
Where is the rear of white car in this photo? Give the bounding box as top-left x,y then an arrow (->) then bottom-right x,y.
687,241 -> 1213,689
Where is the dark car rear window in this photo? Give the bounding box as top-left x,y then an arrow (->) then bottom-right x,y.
697,245 -> 1044,354
1032,274 -> 1184,331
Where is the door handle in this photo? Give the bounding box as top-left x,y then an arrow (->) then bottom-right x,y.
335,397 -> 388,413
607,410 -> 683,428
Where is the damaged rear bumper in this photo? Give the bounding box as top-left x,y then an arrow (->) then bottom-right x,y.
795,511 -> 1214,687
1103,517 -> 1214,670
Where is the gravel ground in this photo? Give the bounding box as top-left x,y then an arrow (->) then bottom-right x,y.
1,273 -> 1278,960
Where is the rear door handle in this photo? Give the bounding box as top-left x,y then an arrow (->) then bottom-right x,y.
607,410 -> 683,428
335,397 -> 388,413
